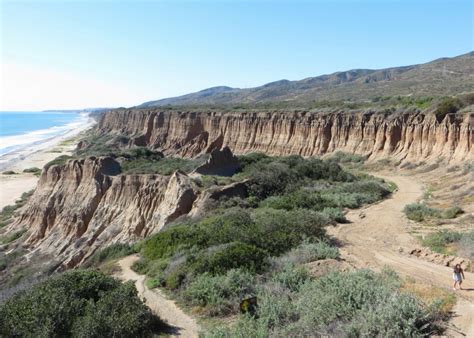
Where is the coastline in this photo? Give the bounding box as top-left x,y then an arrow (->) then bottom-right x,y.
0,117 -> 95,211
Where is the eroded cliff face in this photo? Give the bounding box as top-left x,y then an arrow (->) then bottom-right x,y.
7,157 -> 198,268
98,109 -> 473,162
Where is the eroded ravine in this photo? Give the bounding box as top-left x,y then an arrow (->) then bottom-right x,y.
328,174 -> 474,336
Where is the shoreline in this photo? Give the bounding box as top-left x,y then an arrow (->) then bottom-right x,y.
0,117 -> 95,211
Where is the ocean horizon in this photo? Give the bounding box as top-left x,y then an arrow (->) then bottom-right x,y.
0,111 -> 90,156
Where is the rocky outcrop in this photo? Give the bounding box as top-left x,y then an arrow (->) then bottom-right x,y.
193,146 -> 240,176
408,247 -> 473,272
97,109 -> 473,162
188,181 -> 248,218
7,157 -> 198,268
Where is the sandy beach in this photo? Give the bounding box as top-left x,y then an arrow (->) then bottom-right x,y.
0,118 -> 95,211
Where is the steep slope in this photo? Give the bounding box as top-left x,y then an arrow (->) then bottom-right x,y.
98,109 -> 473,163
139,52 -> 474,107
7,157 -> 198,268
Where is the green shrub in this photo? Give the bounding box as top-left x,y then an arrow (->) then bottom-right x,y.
321,207 -> 347,222
250,208 -> 328,255
404,203 -> 440,222
435,97 -> 463,122
209,269 -> 442,337
44,155 -> 73,169
121,156 -> 204,175
23,167 -> 41,174
271,264 -> 310,292
131,258 -> 151,275
442,206 -> 463,219
183,269 -> 256,316
260,189 -> 323,211
0,270 -> 165,337
85,243 -> 135,267
2,171 -> 16,175
274,240 -> 340,269
422,230 -> 462,254
146,278 -> 161,289
190,242 -> 268,275
328,151 -> 366,164
240,155 -> 353,200
237,153 -> 269,171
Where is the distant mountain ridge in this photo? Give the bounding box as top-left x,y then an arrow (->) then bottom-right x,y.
138,52 -> 474,108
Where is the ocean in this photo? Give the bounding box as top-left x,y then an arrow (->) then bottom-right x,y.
0,111 -> 90,156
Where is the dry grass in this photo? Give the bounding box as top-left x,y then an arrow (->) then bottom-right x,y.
401,278 -> 456,316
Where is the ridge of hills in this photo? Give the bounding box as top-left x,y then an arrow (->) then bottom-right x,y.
138,52 -> 474,108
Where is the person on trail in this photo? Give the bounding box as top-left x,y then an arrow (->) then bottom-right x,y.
453,264 -> 465,290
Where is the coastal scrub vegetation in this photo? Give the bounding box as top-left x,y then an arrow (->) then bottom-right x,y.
404,203 -> 463,222
22,167 -> 41,175
84,243 -> 136,267
0,270 -> 166,337
207,269 -> 449,337
128,155 -> 449,335
133,153 -> 400,316
421,230 -> 474,258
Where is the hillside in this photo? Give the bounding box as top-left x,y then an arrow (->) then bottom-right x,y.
139,52 -> 474,108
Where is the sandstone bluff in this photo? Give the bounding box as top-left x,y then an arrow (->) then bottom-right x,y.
98,109 -> 473,162
5,108 -> 473,268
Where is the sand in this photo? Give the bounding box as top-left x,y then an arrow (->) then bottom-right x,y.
0,119 -> 95,211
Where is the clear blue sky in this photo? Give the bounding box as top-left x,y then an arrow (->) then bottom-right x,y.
1,0 -> 472,110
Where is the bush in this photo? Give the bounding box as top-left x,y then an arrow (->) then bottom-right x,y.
321,207 -> 347,223
271,264 -> 310,292
442,206 -> 463,219
209,269 -> 442,337
190,242 -> 268,275
183,269 -> 256,316
0,270 -> 164,337
328,151 -> 366,164
23,167 -> 41,174
85,243 -> 135,267
404,203 -> 440,222
404,204 -> 464,222
2,170 -> 16,175
422,230 -> 462,254
274,240 -> 340,268
44,155 -> 73,169
146,278 -> 161,289
241,155 -> 353,200
250,208 -> 328,255
121,156 -> 204,175
260,189 -> 324,211
434,97 -> 463,122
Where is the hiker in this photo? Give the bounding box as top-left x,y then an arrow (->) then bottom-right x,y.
453,264 -> 465,290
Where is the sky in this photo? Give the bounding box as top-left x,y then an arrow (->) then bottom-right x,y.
0,0 -> 472,111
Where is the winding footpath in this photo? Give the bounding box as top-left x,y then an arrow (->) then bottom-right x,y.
327,174 -> 474,337
116,255 -> 200,338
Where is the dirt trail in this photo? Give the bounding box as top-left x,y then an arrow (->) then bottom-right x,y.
116,254 -> 200,338
327,174 -> 474,337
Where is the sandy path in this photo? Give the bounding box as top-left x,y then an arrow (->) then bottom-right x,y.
328,174 -> 474,337
116,254 -> 200,338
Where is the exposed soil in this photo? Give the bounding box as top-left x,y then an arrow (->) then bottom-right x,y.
116,254 -> 200,338
327,173 -> 474,337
